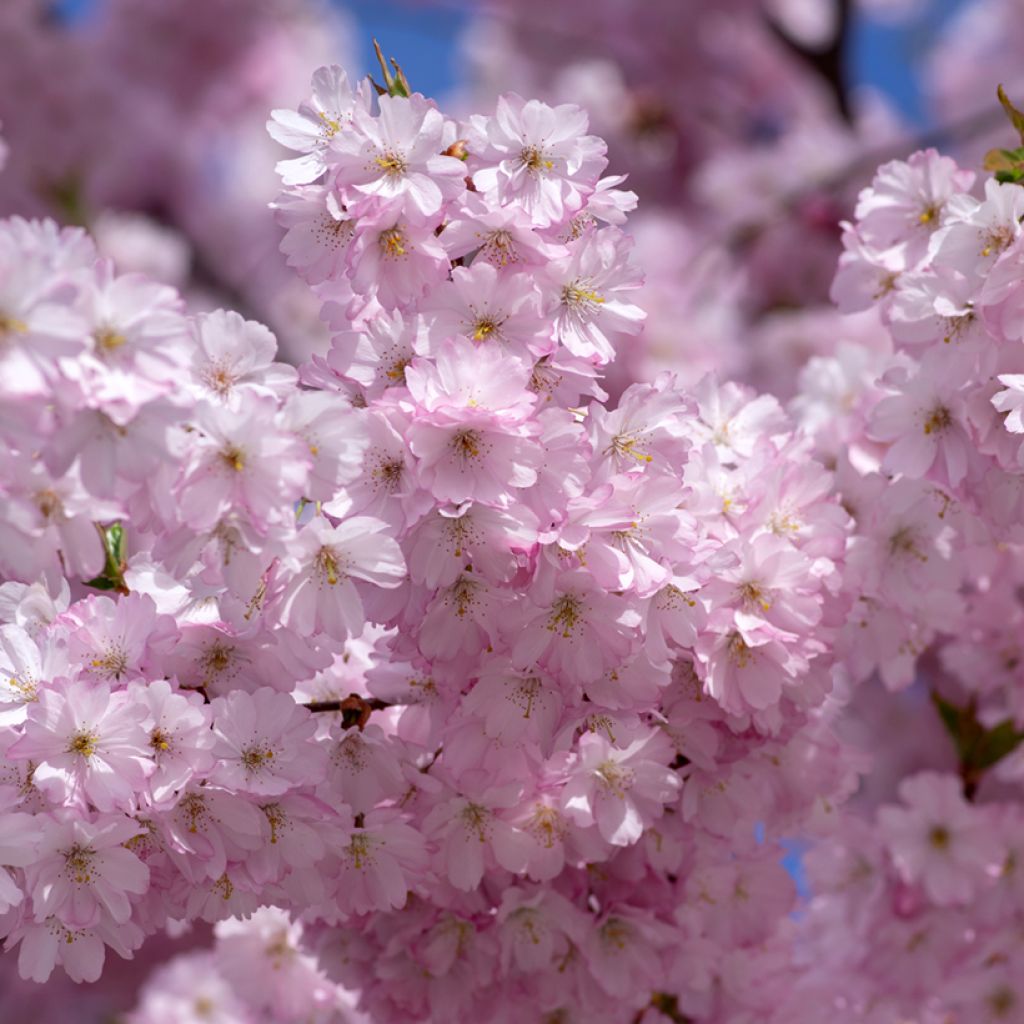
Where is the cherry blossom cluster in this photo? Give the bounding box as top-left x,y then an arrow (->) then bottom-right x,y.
0,65 -> 862,1021
128,909 -> 368,1024
813,144 -> 1024,699
0,0 -> 350,363
776,773 -> 1024,1022
778,131 -> 1024,1018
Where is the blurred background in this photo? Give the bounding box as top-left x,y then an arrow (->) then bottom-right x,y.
2,0 -> 1018,397
0,0 -> 1018,1019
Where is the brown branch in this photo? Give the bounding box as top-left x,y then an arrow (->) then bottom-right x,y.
302,694 -> 389,730
766,0 -> 853,123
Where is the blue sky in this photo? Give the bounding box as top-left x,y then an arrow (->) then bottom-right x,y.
59,0 -> 970,126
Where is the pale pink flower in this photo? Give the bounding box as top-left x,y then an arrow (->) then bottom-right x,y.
466,94 -> 607,227
461,662 -> 562,752
0,811 -> 41,912
267,64 -> 367,185
128,678 -> 215,806
9,677 -> 153,811
696,617 -> 809,716
126,951 -> 252,1024
830,222 -> 907,315
346,199 -> 450,310
187,309 -> 297,407
278,390 -> 367,501
215,909 -> 339,1021
11,914 -> 144,984
331,93 -> 465,219
68,260 -> 190,415
441,191 -> 566,267
175,394 -> 310,535
980,235 -> 1024,343
560,729 -> 680,846
161,786 -> 264,884
208,688 -> 325,796
246,792 -> 336,887
405,338 -> 541,503
320,308 -> 425,400
495,887 -> 584,974
64,591 -> 177,683
932,177 -> 1024,285
25,813 -> 148,929
869,354 -> 973,486
276,515 -> 405,640
991,374 -> 1024,461
423,786 -> 532,890
512,571 -> 639,684
331,808 -> 429,913
548,227 -> 645,364
878,772 -> 1003,905
325,723 -> 406,814
0,622 -> 65,726
556,474 -> 694,597
854,148 -> 974,259
405,501 -> 537,589
422,261 -> 547,357
272,185 -> 356,285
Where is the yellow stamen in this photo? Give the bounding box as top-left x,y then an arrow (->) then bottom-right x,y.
95,328 -> 127,352
67,730 -> 99,758
379,227 -> 406,258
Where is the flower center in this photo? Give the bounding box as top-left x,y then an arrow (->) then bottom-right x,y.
548,593 -> 584,638
483,229 -> 518,266
737,581 -> 772,612
150,727 -> 172,753
981,226 -> 1015,258
203,641 -> 235,676
318,111 -> 342,139
262,803 -> 286,844
64,843 -> 95,884
35,489 -> 62,521
374,150 -> 408,177
596,760 -> 635,797
606,432 -> 653,465
379,227 -> 407,259
561,282 -> 605,313
241,744 -> 275,774
520,146 -> 553,173
472,317 -> 499,341
315,547 -> 344,586
888,526 -> 928,562
90,645 -> 128,679
67,730 -> 99,758
450,429 -> 482,461
346,832 -> 378,869
220,445 -> 245,472
923,405 -> 952,435
202,363 -> 236,396
95,328 -> 127,353
460,802 -> 491,842
527,805 -> 566,848
727,632 -> 753,668
385,356 -> 410,382
0,313 -> 27,337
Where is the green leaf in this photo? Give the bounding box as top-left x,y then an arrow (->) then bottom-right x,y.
84,522 -> 129,595
974,719 -> 1024,771
931,692 -> 1024,795
932,691 -> 962,744
371,39 -> 412,98
998,85 -> 1024,146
